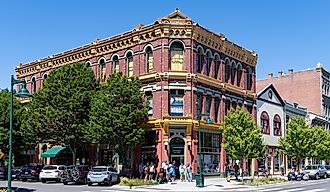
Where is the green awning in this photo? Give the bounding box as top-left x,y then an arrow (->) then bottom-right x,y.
41,146 -> 66,158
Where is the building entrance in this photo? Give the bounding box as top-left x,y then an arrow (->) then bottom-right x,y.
169,137 -> 185,166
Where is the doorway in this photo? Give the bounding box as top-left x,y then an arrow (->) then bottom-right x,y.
169,137 -> 185,166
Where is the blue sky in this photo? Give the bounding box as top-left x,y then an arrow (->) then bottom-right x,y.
1,0 -> 329,89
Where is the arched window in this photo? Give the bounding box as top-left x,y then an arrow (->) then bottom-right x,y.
126,52 -> 134,77
196,48 -> 203,73
99,58 -> 106,82
236,63 -> 242,87
112,55 -> 119,73
31,77 -> 36,93
43,74 -> 48,80
261,111 -> 270,134
273,115 -> 281,136
225,59 -> 231,83
246,67 -> 253,90
214,55 -> 220,79
230,61 -> 236,84
170,42 -> 184,71
145,47 -> 153,73
86,61 -> 92,67
205,51 -> 212,76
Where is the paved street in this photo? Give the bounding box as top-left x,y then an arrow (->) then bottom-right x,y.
1,178 -> 330,192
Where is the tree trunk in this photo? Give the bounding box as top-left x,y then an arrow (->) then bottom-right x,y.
72,145 -> 77,165
241,159 -> 244,182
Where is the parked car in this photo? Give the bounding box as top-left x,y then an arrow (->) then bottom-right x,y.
39,165 -> 65,183
20,164 -> 44,182
302,165 -> 327,180
12,166 -> 23,180
0,166 -> 7,180
61,165 -> 90,185
325,165 -> 330,178
87,166 -> 119,186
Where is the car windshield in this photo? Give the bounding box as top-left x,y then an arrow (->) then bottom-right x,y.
23,166 -> 37,170
91,168 -> 107,172
305,165 -> 318,170
43,166 -> 57,170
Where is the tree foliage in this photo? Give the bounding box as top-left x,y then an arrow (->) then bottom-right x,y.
20,62 -> 97,164
87,73 -> 148,167
222,107 -> 265,162
0,89 -> 23,149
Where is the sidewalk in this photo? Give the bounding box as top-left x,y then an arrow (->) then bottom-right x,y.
130,178 -> 255,191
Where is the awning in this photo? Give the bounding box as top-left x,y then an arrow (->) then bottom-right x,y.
41,146 -> 67,158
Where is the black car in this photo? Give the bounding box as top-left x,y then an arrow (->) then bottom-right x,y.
12,166 -> 23,180
61,165 -> 90,185
0,166 -> 7,180
20,164 -> 44,182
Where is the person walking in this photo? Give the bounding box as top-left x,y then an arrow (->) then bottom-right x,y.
149,162 -> 155,180
144,162 -> 150,181
169,164 -> 176,182
139,162 -> 144,179
234,163 -> 239,180
179,163 -> 186,182
165,163 -> 171,182
186,162 -> 192,182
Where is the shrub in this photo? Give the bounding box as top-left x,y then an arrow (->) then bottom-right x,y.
244,177 -> 287,186
119,177 -> 158,187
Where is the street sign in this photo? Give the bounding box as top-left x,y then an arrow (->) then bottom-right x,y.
0,151 -> 4,159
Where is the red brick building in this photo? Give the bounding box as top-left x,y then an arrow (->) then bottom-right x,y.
257,63 -> 330,129
15,9 -> 258,176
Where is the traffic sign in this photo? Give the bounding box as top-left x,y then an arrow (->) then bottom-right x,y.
0,151 -> 4,159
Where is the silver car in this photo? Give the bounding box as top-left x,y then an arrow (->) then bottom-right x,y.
325,165 -> 330,178
87,166 -> 119,186
303,165 -> 327,180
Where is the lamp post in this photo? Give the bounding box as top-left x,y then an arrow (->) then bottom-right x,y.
196,112 -> 212,188
8,75 -> 31,192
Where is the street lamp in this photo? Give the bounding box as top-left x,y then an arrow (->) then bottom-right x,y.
8,75 -> 31,192
196,112 -> 212,188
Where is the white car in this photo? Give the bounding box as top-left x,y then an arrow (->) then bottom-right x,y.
39,165 -> 65,183
87,166 -> 119,186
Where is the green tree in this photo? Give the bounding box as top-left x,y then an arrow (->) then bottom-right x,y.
279,116 -> 310,169
0,89 -> 24,163
222,107 -> 265,180
88,73 -> 147,169
308,126 -> 330,161
21,62 -> 97,164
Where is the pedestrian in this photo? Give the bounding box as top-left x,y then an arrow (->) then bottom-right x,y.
149,162 -> 155,180
179,162 -> 186,182
234,163 -> 239,180
165,163 -> 171,182
144,162 -> 149,181
162,161 -> 166,169
170,164 -> 176,182
139,162 -> 144,179
186,162 -> 192,182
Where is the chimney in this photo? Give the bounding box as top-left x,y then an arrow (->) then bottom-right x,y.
268,73 -> 273,78
278,71 -> 283,77
288,68 -> 293,74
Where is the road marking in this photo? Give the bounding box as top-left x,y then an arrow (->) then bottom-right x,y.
258,188 -> 282,191
303,189 -> 326,192
283,188 -> 305,192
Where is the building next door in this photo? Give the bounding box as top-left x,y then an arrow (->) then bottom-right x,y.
169,137 -> 185,178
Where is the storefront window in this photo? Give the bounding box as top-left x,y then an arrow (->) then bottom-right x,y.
274,153 -> 281,172
200,132 -> 221,173
141,131 -> 156,164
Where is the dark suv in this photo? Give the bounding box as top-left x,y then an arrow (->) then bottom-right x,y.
61,165 -> 90,185
20,164 -> 44,182
0,166 -> 7,180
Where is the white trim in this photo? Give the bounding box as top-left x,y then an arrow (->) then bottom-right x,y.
86,61 -> 92,66
214,53 -> 221,60
97,57 -> 106,64
169,39 -> 186,50
110,53 -> 120,61
224,57 -> 231,66
124,50 -> 134,57
205,49 -> 213,58
143,44 -> 154,52
246,66 -> 252,74
236,62 -> 242,70
196,45 -> 204,54
230,60 -> 236,68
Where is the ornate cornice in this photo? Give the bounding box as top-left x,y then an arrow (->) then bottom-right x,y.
16,9 -> 257,79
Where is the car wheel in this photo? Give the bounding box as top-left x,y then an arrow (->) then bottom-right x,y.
87,182 -> 92,186
41,179 -> 46,183
316,174 -> 319,180
63,181 -> 68,185
22,179 -> 27,182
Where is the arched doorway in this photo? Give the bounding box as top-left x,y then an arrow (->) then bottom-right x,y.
169,137 -> 185,167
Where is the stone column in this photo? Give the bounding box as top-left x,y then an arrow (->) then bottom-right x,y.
210,97 -> 215,121
220,60 -> 225,82
209,59 -> 214,78
220,96 -> 226,122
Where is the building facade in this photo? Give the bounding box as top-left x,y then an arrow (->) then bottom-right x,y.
256,84 -> 286,175
15,10 -> 258,176
257,64 -> 330,130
